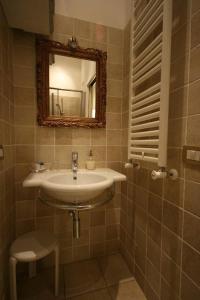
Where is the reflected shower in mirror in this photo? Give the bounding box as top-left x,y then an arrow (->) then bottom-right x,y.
49,55 -> 96,118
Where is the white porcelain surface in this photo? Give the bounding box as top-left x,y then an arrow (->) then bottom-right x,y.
23,168 -> 126,203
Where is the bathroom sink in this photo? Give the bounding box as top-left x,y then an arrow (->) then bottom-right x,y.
41,172 -> 113,202
23,168 -> 126,204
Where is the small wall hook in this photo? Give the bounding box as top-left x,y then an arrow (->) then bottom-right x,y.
124,159 -> 140,170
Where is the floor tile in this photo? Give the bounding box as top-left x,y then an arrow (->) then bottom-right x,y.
98,253 -> 134,286
108,280 -> 146,300
18,267 -> 65,300
64,259 -> 106,298
68,288 -> 112,300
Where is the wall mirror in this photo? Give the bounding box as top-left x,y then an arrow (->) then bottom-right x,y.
36,38 -> 107,127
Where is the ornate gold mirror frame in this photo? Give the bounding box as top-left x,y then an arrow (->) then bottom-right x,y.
36,38 -> 107,127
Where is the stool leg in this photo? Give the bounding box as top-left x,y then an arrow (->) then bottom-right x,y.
9,257 -> 17,300
54,245 -> 59,296
29,261 -> 37,278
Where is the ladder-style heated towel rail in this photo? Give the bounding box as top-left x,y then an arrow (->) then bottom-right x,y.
128,0 -> 172,168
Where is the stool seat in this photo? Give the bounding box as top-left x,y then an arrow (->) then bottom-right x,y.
9,230 -> 59,300
10,231 -> 58,262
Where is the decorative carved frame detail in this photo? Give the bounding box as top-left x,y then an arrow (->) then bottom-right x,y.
36,38 -> 107,127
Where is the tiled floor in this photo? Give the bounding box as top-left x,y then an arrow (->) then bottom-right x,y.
18,253 -> 146,300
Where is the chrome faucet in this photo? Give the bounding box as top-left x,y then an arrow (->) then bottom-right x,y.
72,152 -> 78,180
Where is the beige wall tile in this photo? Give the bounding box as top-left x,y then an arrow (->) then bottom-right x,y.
108,45 -> 123,64
163,201 -> 183,236
188,79 -> 200,115
0,10 -> 15,298
107,79 -> 123,97
168,118 -> 186,147
15,145 -> 34,163
74,19 -> 93,39
54,14 -> 74,35
55,145 -> 72,163
185,180 -> 200,217
14,87 -> 35,106
90,226 -> 106,243
92,24 -> 107,43
192,0 -> 200,14
36,147 -> 54,165
191,10 -> 200,48
106,208 -> 120,225
106,224 -> 120,240
16,219 -> 35,236
190,45 -> 200,82
13,66 -> 35,87
107,97 -> 122,113
107,146 -> 121,161
170,54 -> 189,89
107,64 -> 123,80
147,237 -> 161,271
90,146 -> 106,162
14,106 -> 35,126
15,126 -> 35,144
182,242 -> 200,287
161,253 -> 181,292
55,128 -> 72,145
187,115 -> 200,145
36,127 -> 54,145
164,178 -> 184,207
181,273 -> 200,300
172,0 -> 190,32
36,200 -> 54,217
13,45 -> 35,67
148,193 -> 162,222
16,200 -> 35,220
13,29 -> 35,47
107,130 -> 122,146
185,164 -> 200,183
91,129 -> 106,146
171,23 -> 189,62
91,210 -> 105,227
183,211 -> 200,252
72,128 -> 91,145
169,86 -> 188,119
146,259 -> 160,295
148,216 -> 161,247
108,27 -> 123,46
106,113 -> 121,129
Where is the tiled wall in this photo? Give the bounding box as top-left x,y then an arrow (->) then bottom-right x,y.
120,1 -> 200,299
120,20 -> 135,271
13,15 -> 124,264
0,4 -> 15,300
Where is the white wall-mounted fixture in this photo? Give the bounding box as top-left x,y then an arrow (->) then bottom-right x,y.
0,0 -> 54,35
128,0 -> 172,168
151,168 -> 178,180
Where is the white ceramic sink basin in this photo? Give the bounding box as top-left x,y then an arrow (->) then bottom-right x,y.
23,168 -> 126,203
42,172 -> 113,201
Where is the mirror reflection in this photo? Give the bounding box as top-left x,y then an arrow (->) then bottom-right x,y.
49,54 -> 96,118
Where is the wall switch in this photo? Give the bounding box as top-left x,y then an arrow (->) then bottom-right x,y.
0,145 -> 4,159
183,146 -> 200,165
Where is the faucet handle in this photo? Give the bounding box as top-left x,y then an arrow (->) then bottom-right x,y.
72,152 -> 78,161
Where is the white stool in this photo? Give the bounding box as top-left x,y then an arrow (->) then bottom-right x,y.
9,231 -> 59,300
